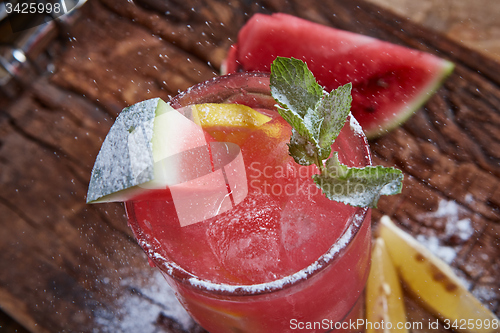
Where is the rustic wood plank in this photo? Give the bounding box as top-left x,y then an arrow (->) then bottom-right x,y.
1,0 -> 499,332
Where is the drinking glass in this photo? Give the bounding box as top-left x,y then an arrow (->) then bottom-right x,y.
125,72 -> 372,333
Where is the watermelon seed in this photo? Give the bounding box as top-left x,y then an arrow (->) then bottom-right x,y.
377,79 -> 389,88
365,105 -> 376,113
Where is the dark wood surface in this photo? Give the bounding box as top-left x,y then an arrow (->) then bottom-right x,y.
0,0 -> 499,332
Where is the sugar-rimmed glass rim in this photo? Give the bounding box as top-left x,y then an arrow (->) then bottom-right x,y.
126,72 -> 372,297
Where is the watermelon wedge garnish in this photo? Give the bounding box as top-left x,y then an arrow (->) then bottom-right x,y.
86,100 -> 268,226
86,98 -> 213,203
222,13 -> 454,139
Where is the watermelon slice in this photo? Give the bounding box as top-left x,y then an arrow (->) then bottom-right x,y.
86,98 -> 214,203
87,100 -> 280,225
222,13 -> 454,139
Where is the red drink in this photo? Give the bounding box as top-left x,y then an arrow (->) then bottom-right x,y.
125,73 -> 372,332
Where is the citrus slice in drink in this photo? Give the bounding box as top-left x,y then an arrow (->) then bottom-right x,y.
191,103 -> 271,128
190,103 -> 271,145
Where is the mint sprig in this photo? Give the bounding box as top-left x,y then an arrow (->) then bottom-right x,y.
312,152 -> 403,208
270,57 -> 352,170
270,57 -> 403,208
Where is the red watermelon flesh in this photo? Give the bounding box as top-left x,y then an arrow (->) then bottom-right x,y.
223,13 -> 454,139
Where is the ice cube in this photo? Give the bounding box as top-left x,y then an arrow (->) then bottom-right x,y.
206,193 -> 283,283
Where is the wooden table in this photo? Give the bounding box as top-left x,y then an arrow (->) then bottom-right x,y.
1,0 -> 499,332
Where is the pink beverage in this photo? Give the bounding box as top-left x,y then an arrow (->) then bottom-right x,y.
125,73 -> 372,333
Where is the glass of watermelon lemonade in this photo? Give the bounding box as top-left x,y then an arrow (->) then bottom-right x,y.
125,72 -> 372,333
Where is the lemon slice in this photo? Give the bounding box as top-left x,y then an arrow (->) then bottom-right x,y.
191,103 -> 271,128
190,103 -> 272,145
366,237 -> 408,333
379,216 -> 499,333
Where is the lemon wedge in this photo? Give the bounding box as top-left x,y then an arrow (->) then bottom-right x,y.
366,237 -> 408,333
379,216 -> 498,333
190,103 -> 272,145
191,103 -> 271,128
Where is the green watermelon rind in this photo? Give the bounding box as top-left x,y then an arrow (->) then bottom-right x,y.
364,59 -> 455,139
86,98 -> 168,203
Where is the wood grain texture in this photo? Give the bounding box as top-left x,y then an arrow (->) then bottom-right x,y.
0,0 -> 498,332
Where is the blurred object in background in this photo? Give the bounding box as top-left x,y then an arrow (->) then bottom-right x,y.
367,0 -> 500,62
0,0 -> 86,89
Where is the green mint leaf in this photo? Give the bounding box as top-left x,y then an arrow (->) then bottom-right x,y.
288,130 -> 317,165
317,83 -> 352,149
269,56 -> 404,208
312,153 -> 404,208
288,129 -> 331,166
270,57 -> 323,145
